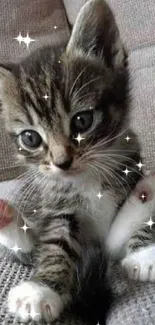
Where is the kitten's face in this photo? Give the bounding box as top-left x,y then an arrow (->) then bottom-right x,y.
0,0 -> 128,181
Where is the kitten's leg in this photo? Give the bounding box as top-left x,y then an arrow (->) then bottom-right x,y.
121,173 -> 155,281
106,173 -> 155,258
8,214 -> 81,322
122,228 -> 155,281
107,172 -> 155,281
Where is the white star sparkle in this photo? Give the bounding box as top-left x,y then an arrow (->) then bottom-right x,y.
144,217 -> 155,230
23,33 -> 35,48
74,134 -> 85,144
11,244 -> 22,253
125,135 -> 131,142
123,168 -> 131,176
29,311 -> 40,319
14,32 -> 24,45
136,161 -> 145,170
43,94 -> 49,100
53,25 -> 58,30
20,223 -> 30,234
58,60 -> 61,64
33,209 -> 37,213
140,193 -> 146,201
14,33 -> 35,48
97,192 -> 103,200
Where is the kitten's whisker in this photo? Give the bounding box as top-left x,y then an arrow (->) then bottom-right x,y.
0,171 -> 37,221
17,172 -> 43,219
0,169 -> 35,203
95,153 -> 144,180
94,161 -> 129,200
94,154 -> 139,188
9,173 -> 37,208
73,76 -> 103,101
90,161 -> 117,195
65,61 -> 69,98
69,67 -> 88,97
14,171 -> 43,218
89,126 -> 130,150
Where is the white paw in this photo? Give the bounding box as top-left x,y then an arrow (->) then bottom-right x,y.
8,281 -> 64,322
121,245 -> 155,282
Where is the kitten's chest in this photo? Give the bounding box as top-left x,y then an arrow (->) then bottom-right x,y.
77,181 -> 118,242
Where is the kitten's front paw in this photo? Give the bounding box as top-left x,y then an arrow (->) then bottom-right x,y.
8,281 -> 64,322
121,245 -> 155,282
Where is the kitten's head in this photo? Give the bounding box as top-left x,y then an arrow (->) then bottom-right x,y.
0,0 -> 129,181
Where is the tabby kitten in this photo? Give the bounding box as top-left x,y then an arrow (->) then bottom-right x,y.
0,0 -> 141,322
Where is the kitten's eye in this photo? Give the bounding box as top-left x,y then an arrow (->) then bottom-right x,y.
71,111 -> 93,133
19,130 -> 42,150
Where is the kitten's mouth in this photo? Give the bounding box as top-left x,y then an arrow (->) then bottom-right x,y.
40,163 -> 83,177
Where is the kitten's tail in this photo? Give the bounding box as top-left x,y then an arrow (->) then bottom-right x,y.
70,243 -> 111,325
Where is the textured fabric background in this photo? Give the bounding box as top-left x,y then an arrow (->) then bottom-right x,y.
0,0 -> 70,181
106,264 -> 155,325
0,256 -> 155,325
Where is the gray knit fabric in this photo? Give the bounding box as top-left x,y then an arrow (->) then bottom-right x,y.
0,257 -> 33,325
0,256 -> 155,325
107,265 -> 155,325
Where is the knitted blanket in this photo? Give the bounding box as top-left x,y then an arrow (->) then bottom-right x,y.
0,256 -> 154,325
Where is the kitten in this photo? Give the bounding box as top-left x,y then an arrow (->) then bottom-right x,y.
0,0 -> 142,322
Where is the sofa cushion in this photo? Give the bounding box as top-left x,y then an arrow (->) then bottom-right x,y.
106,264 -> 155,325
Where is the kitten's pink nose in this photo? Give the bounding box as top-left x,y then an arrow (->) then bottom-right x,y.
51,142 -> 73,170
54,157 -> 73,170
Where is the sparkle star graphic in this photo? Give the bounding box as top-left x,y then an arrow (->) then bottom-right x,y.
29,311 -> 40,319
140,193 -> 146,201
14,33 -> 35,48
97,192 -> 103,200
20,223 -> 30,234
11,244 -> 22,253
123,168 -> 131,176
23,33 -> 35,48
43,94 -> 49,100
33,209 -> 37,213
74,134 -> 85,144
136,161 -> 145,170
53,25 -> 58,30
14,32 -> 23,45
144,217 -> 155,230
125,135 -> 131,142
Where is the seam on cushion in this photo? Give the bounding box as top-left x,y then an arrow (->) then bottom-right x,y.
129,45 -> 155,71
60,0 -> 71,32
129,41 -> 155,54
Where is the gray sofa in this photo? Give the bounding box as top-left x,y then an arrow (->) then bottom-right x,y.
0,0 -> 155,324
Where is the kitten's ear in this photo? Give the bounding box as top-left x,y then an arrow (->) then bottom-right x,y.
66,0 -> 126,69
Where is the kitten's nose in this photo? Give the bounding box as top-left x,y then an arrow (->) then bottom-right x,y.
54,158 -> 73,170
